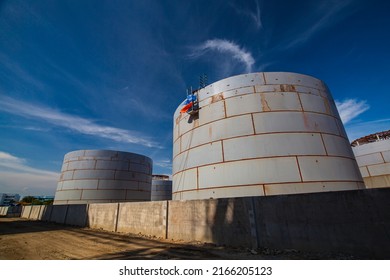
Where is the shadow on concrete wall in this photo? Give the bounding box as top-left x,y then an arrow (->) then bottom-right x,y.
206,197 -> 254,248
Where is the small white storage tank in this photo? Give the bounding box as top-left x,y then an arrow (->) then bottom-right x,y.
54,150 -> 152,205
352,131 -> 390,188
151,175 -> 172,201
172,72 -> 365,200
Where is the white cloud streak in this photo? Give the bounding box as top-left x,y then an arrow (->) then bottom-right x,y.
335,98 -> 370,124
231,0 -> 262,30
0,96 -> 158,148
283,0 -> 354,50
0,151 -> 59,196
192,39 -> 255,73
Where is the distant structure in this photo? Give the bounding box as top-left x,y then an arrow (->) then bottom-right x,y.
54,150 -> 153,205
352,130 -> 390,188
151,175 -> 172,201
173,72 -> 365,200
0,193 -> 20,206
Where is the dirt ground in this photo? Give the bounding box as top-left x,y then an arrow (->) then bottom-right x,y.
0,217 -> 354,260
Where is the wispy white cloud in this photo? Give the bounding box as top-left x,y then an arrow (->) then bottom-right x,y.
0,96 -> 159,148
0,151 -> 59,196
231,0 -> 262,30
0,151 -> 57,176
282,0 -> 355,50
154,159 -> 172,169
191,39 -> 255,73
335,98 -> 370,124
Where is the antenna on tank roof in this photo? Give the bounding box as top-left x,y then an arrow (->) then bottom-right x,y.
199,73 -> 208,89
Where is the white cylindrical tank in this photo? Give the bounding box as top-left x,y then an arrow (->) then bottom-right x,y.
172,72 -> 365,200
151,175 -> 172,201
54,150 -> 152,205
352,131 -> 390,188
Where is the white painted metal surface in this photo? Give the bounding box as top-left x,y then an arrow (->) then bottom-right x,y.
54,150 -> 153,205
352,138 -> 390,188
172,72 -> 365,200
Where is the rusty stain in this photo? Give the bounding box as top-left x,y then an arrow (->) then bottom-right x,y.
302,112 -> 310,129
175,115 -> 181,125
323,98 -> 331,114
260,92 -> 271,111
280,84 -> 296,92
211,93 -> 224,103
208,126 -> 212,138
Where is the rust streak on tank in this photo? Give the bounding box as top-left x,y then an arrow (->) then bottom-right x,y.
260,92 -> 271,111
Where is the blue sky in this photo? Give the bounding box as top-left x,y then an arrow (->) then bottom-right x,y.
0,0 -> 389,197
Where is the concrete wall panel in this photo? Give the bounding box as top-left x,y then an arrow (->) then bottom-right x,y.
253,188 -> 390,258
29,205 -> 42,220
50,205 -> 68,224
65,204 -> 88,226
87,203 -> 118,232
117,201 -> 167,238
41,205 -> 53,221
21,205 -> 32,218
167,198 -> 253,247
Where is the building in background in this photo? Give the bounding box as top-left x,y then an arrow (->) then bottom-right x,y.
0,193 -> 20,206
173,72 -> 365,200
352,130 -> 390,188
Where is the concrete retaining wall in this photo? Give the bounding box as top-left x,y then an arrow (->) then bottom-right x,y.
0,206 -> 7,216
0,206 -> 23,217
117,201 -> 167,237
20,188 -> 390,258
167,198 -> 254,247
21,205 -> 32,218
87,203 -> 118,232
65,204 -> 88,227
50,205 -> 68,224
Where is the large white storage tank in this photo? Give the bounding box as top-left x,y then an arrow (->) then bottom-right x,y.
54,150 -> 152,205
352,131 -> 390,188
172,72 -> 365,200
